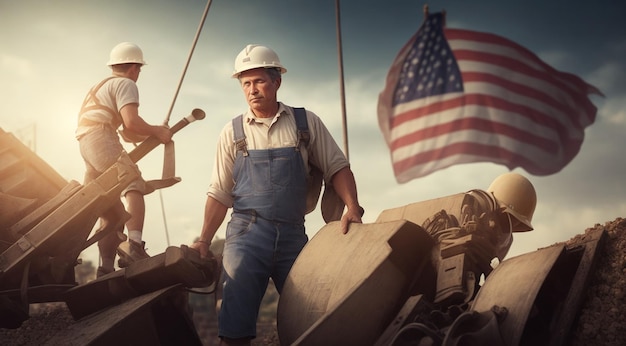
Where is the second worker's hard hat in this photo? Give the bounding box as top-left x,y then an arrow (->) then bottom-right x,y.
107,42 -> 147,66
232,44 -> 286,78
487,172 -> 537,232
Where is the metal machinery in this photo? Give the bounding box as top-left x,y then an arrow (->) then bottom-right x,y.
277,187 -> 606,345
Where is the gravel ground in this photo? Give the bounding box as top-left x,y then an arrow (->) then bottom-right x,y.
1,218 -> 624,345
569,218 -> 626,345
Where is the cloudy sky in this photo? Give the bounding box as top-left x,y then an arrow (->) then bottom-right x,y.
2,0 -> 624,268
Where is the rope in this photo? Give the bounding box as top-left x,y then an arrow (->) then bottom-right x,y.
159,0 -> 213,246
163,0 -> 213,126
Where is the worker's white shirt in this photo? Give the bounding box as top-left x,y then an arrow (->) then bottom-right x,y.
207,102 -> 349,207
75,77 -> 139,138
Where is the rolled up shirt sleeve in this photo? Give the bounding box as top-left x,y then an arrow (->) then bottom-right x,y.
206,121 -> 236,208
206,105 -> 350,207
304,109 -> 350,183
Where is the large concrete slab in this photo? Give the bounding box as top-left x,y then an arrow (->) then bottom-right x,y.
277,220 -> 434,345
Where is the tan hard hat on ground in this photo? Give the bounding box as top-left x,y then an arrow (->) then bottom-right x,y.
107,42 -> 147,66
488,172 -> 536,232
232,44 -> 287,78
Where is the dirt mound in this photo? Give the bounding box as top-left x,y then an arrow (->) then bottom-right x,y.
569,218 -> 626,345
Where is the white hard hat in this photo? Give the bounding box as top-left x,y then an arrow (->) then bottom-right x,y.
487,172 -> 536,232
232,44 -> 286,78
107,42 -> 147,66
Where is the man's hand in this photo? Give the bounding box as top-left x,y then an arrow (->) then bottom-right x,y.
153,125 -> 172,144
190,240 -> 213,259
340,206 -> 364,234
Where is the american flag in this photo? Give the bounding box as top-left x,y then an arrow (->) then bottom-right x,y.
377,12 -> 602,183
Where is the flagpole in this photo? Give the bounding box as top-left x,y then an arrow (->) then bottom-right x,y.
335,0 -> 349,160
423,4 -> 445,23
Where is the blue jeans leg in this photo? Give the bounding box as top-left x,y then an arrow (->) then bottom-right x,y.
219,214 -> 273,339
271,222 -> 308,294
218,213 -> 307,338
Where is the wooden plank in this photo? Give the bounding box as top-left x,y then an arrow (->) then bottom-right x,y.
46,285 -> 202,346
63,246 -> 216,319
0,146 -> 22,179
0,157 -> 139,280
8,181 -> 82,239
127,109 -> 205,163
0,193 -> 38,231
0,129 -> 67,198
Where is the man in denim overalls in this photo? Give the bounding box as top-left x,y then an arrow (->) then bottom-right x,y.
191,44 -> 362,345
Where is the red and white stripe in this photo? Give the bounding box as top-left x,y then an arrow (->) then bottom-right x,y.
378,27 -> 600,183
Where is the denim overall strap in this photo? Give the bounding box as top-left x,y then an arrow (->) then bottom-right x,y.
293,107 -> 309,150
232,114 -> 248,156
231,113 -> 308,224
